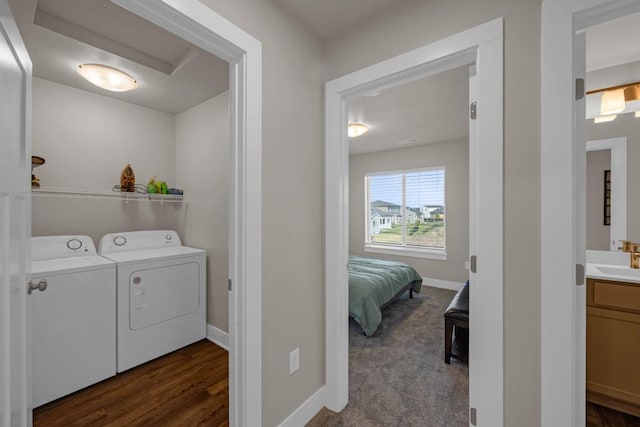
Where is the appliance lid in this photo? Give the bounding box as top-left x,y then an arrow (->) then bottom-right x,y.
99,245 -> 205,265
31,255 -> 115,276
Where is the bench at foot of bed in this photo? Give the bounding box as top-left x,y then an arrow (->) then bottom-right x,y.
444,280 -> 469,364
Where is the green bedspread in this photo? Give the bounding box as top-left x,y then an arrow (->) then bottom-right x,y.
348,256 -> 422,336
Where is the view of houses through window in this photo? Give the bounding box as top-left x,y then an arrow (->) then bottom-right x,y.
366,168 -> 445,250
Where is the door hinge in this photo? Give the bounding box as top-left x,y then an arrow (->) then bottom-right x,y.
470,407 -> 477,425
470,255 -> 477,273
576,264 -> 585,286
470,101 -> 477,120
228,278 -> 232,291
575,78 -> 585,100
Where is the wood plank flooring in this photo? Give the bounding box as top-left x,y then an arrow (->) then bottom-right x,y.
34,340 -> 228,427
588,402 -> 640,427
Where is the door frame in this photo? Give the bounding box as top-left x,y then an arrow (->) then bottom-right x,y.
110,1 -> 262,426
586,137 -> 627,251
325,18 -> 504,425
541,1 -> 640,425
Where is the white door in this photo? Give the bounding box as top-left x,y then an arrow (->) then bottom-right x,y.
573,30 -> 587,427
467,72 -> 478,426
0,1 -> 33,426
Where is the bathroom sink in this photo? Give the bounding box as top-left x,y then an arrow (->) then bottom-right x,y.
596,265 -> 640,279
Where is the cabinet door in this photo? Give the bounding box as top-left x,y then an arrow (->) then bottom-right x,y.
587,306 -> 640,410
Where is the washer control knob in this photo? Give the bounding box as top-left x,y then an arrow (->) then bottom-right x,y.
165,234 -> 172,241
114,235 -> 126,247
67,238 -> 82,250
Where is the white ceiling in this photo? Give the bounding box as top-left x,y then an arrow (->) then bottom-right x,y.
273,0 -> 413,39
348,65 -> 469,155
586,11 -> 640,72
9,0 -> 229,114
585,11 -> 640,119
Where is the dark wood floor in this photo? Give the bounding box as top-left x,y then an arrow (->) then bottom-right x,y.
34,340 -> 228,427
588,402 -> 640,427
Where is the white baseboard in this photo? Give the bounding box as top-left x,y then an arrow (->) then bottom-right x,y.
278,386 -> 326,427
422,277 -> 464,291
206,323 -> 229,351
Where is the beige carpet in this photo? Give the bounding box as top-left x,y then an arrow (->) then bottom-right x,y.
308,286 -> 468,427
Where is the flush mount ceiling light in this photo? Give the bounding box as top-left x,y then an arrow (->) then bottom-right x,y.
77,64 -> 138,92
348,123 -> 369,138
593,114 -> 617,124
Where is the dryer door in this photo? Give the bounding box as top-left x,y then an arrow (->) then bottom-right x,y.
129,261 -> 200,330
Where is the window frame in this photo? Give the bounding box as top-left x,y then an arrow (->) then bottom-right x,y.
364,166 -> 447,260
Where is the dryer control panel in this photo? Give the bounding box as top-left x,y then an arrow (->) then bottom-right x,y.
98,230 -> 182,254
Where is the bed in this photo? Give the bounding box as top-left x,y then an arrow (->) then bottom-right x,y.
348,256 -> 423,336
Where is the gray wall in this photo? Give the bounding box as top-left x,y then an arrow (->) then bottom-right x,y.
586,150 -> 611,251
325,1 -> 541,425
587,113 -> 640,243
31,78 -> 184,245
175,91 -> 229,332
32,78 -> 175,190
198,1 -> 326,425
349,140 -> 469,284
200,0 -> 541,425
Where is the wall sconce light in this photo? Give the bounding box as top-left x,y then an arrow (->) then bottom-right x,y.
348,123 -> 369,138
600,89 -> 625,115
588,81 -> 640,117
594,114 -> 617,124
77,64 -> 138,92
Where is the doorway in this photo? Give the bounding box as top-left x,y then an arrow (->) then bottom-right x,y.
325,18 -> 504,426
541,0 -> 640,425
0,0 -> 262,425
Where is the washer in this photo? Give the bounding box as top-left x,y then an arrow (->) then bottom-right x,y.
31,235 -> 116,407
98,230 -> 206,372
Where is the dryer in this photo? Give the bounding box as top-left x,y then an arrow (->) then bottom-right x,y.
31,235 -> 116,407
98,230 -> 206,372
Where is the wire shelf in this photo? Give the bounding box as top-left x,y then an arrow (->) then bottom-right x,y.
31,187 -> 185,204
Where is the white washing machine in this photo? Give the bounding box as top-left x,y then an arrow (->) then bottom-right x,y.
98,230 -> 206,373
31,235 -> 116,407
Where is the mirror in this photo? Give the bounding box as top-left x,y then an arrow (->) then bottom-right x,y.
585,13 -> 640,252
585,135 -> 627,251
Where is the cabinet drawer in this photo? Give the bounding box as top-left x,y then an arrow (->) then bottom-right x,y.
592,281 -> 640,313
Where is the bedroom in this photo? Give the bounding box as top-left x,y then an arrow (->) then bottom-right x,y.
312,65 -> 472,424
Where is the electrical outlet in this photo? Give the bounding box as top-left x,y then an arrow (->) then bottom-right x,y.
289,348 -> 299,375
464,261 -> 470,270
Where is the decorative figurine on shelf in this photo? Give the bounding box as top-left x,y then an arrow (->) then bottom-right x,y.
31,156 -> 45,189
120,164 -> 135,192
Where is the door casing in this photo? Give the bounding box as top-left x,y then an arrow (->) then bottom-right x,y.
325,18 -> 504,426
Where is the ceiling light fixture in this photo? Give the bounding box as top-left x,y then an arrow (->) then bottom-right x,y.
600,88 -> 625,115
348,123 -> 369,138
593,114 -> 617,124
588,81 -> 640,117
77,64 -> 138,92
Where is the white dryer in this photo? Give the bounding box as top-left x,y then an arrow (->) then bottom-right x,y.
98,230 -> 206,372
31,235 -> 116,407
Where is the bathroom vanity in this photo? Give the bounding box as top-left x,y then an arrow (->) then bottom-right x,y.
586,261 -> 640,417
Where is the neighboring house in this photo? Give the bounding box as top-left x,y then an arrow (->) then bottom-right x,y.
371,200 -> 402,225
369,208 -> 393,235
421,205 -> 444,221
405,206 -> 422,223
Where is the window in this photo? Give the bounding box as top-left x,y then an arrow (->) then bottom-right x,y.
365,167 -> 446,259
